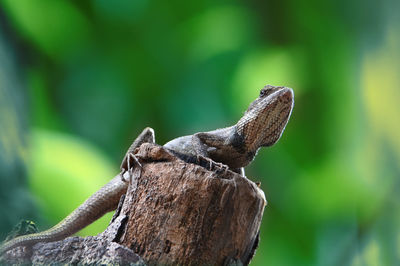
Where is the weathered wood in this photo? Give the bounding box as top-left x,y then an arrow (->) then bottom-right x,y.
117,143 -> 266,265
1,143 -> 266,265
1,213 -> 145,265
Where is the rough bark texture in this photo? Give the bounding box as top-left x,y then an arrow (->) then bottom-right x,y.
117,143 -> 266,265
1,143 -> 266,265
1,211 -> 145,265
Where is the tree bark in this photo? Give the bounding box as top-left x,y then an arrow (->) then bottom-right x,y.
117,143 -> 266,265
2,143 -> 266,265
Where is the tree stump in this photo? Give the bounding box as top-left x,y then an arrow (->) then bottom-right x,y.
116,143 -> 266,265
1,143 -> 266,265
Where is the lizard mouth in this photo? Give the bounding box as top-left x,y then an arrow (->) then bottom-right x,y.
269,87 -> 294,106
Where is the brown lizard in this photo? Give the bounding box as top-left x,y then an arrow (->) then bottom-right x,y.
0,85 -> 294,255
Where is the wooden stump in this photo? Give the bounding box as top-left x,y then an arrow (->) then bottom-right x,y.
1,143 -> 266,265
116,143 -> 266,265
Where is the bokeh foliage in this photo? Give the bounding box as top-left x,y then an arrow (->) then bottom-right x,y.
0,0 -> 399,265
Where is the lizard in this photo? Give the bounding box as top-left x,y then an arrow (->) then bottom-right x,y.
0,84 -> 294,255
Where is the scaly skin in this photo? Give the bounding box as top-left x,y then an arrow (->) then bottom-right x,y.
164,85 -> 294,171
0,175 -> 126,254
0,85 -> 294,255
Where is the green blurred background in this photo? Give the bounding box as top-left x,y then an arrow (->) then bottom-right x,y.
0,0 -> 399,265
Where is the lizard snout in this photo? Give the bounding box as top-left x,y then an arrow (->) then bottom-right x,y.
278,87 -> 294,105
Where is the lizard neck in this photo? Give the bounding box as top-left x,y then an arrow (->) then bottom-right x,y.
223,126 -> 258,168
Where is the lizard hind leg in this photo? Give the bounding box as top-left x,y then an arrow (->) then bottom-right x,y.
120,127 -> 155,182
125,153 -> 142,183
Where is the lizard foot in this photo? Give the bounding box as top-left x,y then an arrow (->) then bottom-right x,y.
196,155 -> 229,174
213,161 -> 229,175
120,152 -> 142,183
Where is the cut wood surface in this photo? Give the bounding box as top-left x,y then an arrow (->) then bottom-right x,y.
2,143 -> 266,265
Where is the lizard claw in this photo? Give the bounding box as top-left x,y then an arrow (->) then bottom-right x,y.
120,152 -> 142,182
214,161 -> 229,175
196,155 -> 229,174
197,155 -> 212,170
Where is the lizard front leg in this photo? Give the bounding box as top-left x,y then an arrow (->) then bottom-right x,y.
192,132 -> 245,175
191,132 -> 230,173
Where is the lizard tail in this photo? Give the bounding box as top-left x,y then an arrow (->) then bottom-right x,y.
0,174 -> 127,255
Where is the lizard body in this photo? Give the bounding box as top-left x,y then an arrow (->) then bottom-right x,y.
164,85 -> 293,171
0,85 -> 294,255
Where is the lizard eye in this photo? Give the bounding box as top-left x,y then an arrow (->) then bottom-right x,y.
259,86 -> 272,97
259,89 -> 267,97
259,85 -> 278,98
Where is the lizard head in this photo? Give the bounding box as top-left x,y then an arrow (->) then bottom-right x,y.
237,85 -> 294,152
